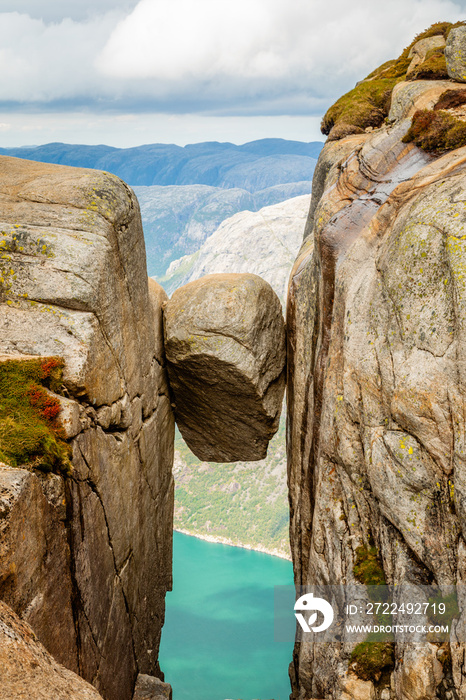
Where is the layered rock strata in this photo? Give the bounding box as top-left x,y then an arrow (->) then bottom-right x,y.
287,76 -> 466,698
164,273 -> 286,461
0,157 -> 174,700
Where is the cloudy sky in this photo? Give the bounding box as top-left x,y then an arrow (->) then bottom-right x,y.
0,0 -> 465,147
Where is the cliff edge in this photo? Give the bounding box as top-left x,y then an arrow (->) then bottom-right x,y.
287,22 -> 466,700
0,157 -> 174,700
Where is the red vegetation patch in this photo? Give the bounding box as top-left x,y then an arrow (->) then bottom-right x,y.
0,356 -> 70,473
38,356 -> 64,392
27,385 -> 61,424
402,109 -> 466,154
434,89 -> 466,111
40,357 -> 62,378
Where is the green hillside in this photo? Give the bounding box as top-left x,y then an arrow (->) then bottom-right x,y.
173,415 -> 290,559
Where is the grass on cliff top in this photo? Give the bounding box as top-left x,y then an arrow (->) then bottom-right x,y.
0,357 -> 71,474
408,48 -> 448,81
321,21 -> 464,139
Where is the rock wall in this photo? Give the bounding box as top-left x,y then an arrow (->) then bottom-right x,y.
287,75 -> 466,698
0,157 -> 174,700
0,599 -> 103,700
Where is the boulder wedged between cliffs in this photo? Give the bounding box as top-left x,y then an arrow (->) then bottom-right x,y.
163,273 -> 286,462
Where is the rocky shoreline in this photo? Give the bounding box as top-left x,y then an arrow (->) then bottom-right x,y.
174,528 -> 292,561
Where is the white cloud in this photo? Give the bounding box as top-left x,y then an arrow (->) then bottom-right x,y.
0,1 -> 139,22
97,0 -> 466,96
0,12 -> 121,102
0,0 -> 465,122
98,0 -> 286,80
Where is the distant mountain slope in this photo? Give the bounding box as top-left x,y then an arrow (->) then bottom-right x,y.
163,193 -> 309,558
0,138 -> 322,189
174,417 -> 290,559
134,181 -> 311,277
158,194 -> 310,300
0,137 -> 317,558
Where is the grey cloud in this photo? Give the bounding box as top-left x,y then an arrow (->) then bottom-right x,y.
0,0 -> 139,22
0,0 -> 465,119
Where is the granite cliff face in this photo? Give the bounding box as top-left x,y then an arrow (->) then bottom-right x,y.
0,157 -> 175,700
287,26 -> 466,700
0,600 -> 103,700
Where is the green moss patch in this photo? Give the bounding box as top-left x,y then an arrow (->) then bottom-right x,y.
408,49 -> 449,81
321,21 -> 464,139
353,545 -> 386,586
402,109 -> 466,154
0,357 -> 71,474
321,79 -> 394,139
350,639 -> 395,683
351,545 -> 394,683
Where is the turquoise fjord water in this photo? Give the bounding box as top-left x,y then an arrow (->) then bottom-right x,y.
159,531 -> 294,700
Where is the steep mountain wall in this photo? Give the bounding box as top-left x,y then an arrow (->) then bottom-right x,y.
0,157 -> 174,700
287,41 -> 466,700
161,194 -> 310,302
135,182 -> 311,279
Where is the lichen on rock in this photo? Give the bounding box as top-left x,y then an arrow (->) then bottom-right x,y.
287,26 -> 466,700
445,24 -> 466,82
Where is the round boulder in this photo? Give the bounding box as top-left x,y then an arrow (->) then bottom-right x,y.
163,273 -> 286,462
445,25 -> 466,82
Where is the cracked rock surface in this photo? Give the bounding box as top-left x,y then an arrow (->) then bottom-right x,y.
0,157 -> 175,700
0,465 -> 77,671
164,273 -> 286,462
0,600 -> 103,699
132,673 -> 172,699
287,80 -> 466,699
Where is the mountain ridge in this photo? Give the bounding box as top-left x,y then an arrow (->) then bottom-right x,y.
0,138 -> 323,189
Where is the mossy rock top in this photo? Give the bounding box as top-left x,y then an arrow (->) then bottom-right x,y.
322,21 -> 465,141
